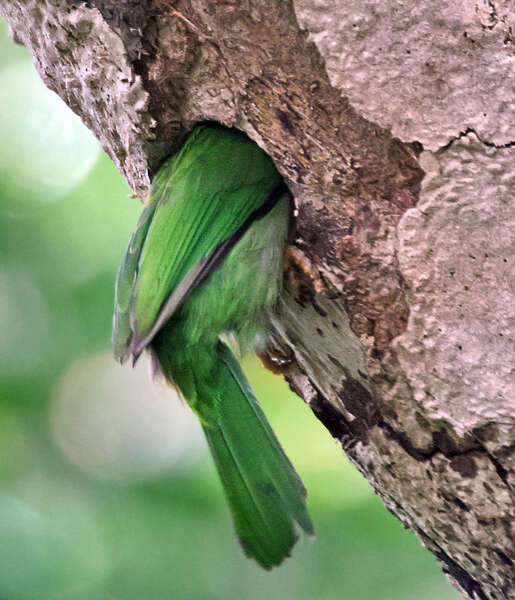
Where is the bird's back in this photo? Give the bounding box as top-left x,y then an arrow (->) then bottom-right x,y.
131,124 -> 283,345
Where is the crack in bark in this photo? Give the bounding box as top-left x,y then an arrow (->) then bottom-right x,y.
435,127 -> 515,153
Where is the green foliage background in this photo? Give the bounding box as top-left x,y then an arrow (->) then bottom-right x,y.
0,20 -> 460,600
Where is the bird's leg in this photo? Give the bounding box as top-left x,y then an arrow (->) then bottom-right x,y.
283,245 -> 326,295
257,343 -> 294,375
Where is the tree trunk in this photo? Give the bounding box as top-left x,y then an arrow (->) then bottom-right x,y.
2,1 -> 513,597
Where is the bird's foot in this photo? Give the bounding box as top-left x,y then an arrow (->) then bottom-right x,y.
257,345 -> 294,375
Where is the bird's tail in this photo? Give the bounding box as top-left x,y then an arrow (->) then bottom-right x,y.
154,337 -> 314,568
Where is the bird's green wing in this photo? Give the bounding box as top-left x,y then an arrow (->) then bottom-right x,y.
129,125 -> 282,355
112,161 -> 176,362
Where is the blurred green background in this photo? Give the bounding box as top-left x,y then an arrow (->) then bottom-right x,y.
0,19 -> 460,600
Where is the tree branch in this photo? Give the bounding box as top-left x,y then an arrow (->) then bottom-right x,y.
2,1 -> 513,597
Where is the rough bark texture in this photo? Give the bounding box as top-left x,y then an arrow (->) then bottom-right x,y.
2,1 -> 513,598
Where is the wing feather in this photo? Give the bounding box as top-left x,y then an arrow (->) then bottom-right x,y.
112,162 -> 175,362
130,125 -> 282,349
130,184 -> 286,357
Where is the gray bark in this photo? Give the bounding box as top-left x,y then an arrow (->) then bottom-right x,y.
1,1 -> 513,598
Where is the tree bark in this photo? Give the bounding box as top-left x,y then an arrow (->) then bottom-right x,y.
2,1 -> 513,597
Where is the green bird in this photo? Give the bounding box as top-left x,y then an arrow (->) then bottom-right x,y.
112,123 -> 314,568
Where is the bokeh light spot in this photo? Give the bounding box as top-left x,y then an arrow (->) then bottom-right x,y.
51,352 -> 205,482
0,489 -> 109,600
0,62 -> 100,199
0,263 -> 51,377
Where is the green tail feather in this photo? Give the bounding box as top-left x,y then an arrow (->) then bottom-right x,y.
155,337 -> 314,568
205,342 -> 313,567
